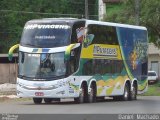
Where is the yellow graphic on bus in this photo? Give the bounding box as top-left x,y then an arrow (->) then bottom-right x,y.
81,44 -> 122,60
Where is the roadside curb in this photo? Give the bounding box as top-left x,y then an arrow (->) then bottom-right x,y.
0,94 -> 18,99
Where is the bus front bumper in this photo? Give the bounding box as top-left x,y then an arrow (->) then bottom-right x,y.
16,83 -> 79,98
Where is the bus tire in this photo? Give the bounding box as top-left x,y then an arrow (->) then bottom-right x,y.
44,98 -> 53,103
33,98 -> 42,104
121,83 -> 130,101
88,82 -> 96,103
130,83 -> 137,100
75,82 -> 88,103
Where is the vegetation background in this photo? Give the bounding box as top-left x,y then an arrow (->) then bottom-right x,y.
0,0 -> 159,53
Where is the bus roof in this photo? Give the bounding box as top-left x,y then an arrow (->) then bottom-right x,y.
26,18 -> 147,30
86,20 -> 147,30
26,18 -> 83,24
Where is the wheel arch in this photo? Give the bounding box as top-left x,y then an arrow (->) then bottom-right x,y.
88,79 -> 96,88
78,80 -> 88,96
131,79 -> 138,92
124,79 -> 131,92
132,79 -> 138,87
79,80 -> 88,88
88,80 -> 97,93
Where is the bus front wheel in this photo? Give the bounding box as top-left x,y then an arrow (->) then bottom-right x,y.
88,82 -> 97,103
75,83 -> 88,103
33,98 -> 42,104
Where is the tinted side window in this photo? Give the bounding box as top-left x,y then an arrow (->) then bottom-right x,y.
69,21 -> 85,74
83,59 -> 124,75
87,24 -> 119,45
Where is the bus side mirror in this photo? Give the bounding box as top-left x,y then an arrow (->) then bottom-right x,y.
8,44 -> 19,61
83,34 -> 94,48
64,43 -> 79,61
64,44 -> 76,61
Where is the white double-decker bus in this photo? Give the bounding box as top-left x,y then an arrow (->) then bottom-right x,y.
9,18 -> 148,104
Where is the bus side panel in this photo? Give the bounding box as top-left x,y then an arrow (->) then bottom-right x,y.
79,47 -> 129,97
75,24 -> 131,97
116,27 -> 148,94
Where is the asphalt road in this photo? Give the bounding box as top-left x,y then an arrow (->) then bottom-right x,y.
0,96 -> 160,114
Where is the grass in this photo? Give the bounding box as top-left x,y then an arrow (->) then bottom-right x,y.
141,82 -> 160,96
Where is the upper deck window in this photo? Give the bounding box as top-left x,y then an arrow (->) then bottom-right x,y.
20,23 -> 71,48
87,24 -> 119,45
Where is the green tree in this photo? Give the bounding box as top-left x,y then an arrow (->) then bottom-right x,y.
140,0 -> 160,46
0,0 -> 98,53
104,0 -> 160,47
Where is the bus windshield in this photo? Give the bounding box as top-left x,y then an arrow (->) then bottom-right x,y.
18,52 -> 66,80
20,23 -> 71,48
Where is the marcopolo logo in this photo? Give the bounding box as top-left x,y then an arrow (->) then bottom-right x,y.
93,45 -> 117,57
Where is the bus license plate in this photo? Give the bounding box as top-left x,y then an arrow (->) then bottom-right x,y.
35,92 -> 44,96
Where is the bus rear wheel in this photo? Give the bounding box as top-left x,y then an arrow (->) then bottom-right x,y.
88,83 -> 96,103
113,83 -> 131,101
130,83 -> 137,100
122,83 -> 130,101
44,98 -> 53,103
33,98 -> 42,104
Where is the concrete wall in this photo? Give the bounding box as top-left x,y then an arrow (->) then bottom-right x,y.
0,64 -> 17,84
148,43 -> 160,79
